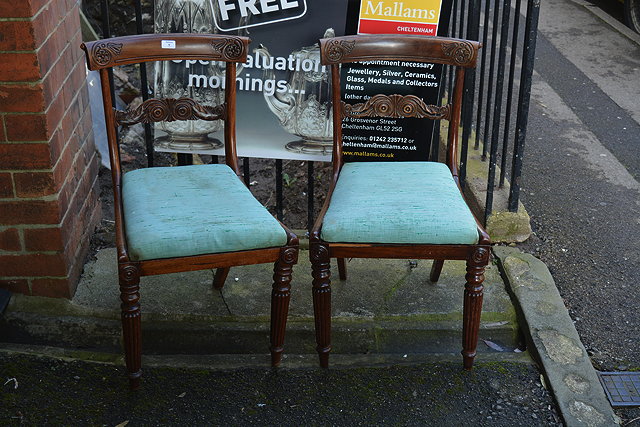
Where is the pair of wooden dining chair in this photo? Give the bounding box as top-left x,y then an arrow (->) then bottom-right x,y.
81,33 -> 489,390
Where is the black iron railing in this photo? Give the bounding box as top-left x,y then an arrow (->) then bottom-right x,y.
94,0 -> 540,230
447,0 -> 541,222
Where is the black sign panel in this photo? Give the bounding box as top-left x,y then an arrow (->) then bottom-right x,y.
341,0 -> 452,162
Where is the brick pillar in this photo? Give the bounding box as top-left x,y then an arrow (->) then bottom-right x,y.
0,0 -> 100,298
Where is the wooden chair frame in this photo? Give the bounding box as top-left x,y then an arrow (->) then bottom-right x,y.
311,35 -> 490,369
81,34 -> 298,389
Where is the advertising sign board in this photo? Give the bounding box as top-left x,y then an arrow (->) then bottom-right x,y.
340,0 -> 452,162
153,0 -> 450,162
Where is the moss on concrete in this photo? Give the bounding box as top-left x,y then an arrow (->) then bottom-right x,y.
438,123 -> 532,243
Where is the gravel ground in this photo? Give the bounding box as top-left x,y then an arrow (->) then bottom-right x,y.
0,353 -> 561,426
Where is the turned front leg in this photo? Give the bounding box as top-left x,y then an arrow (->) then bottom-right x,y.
462,248 -> 489,370
311,244 -> 332,368
270,247 -> 297,367
119,263 -> 142,389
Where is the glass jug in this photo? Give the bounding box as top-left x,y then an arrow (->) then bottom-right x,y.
154,0 -> 248,150
255,28 -> 334,155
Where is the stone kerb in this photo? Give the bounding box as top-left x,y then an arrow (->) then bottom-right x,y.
494,246 -> 620,426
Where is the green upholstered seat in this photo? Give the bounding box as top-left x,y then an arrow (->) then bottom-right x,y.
122,164 -> 287,261
321,161 -> 480,245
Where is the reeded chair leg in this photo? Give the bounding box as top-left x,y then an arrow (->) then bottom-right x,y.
337,258 -> 347,280
462,248 -> 489,370
119,263 -> 142,390
430,259 -> 445,282
213,267 -> 230,290
270,247 -> 297,367
311,243 -> 332,367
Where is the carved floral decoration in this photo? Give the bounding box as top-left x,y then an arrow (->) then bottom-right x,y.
324,39 -> 356,63
114,98 -> 225,126
441,41 -> 475,66
341,94 -> 451,120
92,42 -> 123,67
211,37 -> 246,61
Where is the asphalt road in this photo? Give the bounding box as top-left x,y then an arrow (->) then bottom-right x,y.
517,0 -> 640,378
0,353 -> 560,426
514,1 -> 640,421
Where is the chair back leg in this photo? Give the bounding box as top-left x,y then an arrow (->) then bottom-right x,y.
213,267 -> 231,290
430,259 -> 445,283
462,247 -> 490,369
337,258 -> 347,281
311,243 -> 332,368
119,263 -> 142,390
270,247 -> 298,366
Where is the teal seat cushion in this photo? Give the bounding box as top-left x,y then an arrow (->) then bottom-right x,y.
122,164 -> 287,261
321,161 -> 479,245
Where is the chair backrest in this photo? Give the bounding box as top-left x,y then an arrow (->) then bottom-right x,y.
81,34 -> 250,177
319,35 -> 480,181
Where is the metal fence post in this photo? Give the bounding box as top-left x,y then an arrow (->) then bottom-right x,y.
509,0 -> 541,211
484,0 -> 511,224
133,0 -> 155,167
482,0 -> 501,161
499,0 -> 523,187
475,0 -> 492,150
460,0 -> 481,187
307,161 -> 314,232
276,159 -> 283,220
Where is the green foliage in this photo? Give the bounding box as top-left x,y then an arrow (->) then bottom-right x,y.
283,173 -> 297,188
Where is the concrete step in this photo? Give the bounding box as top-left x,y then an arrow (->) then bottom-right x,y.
1,248 -> 520,356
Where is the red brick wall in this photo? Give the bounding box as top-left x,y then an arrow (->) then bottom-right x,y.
0,0 -> 100,298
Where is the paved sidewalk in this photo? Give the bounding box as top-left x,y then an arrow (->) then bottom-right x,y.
0,246 -> 621,425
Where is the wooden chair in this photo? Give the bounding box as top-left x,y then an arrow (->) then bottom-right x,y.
81,34 -> 298,389
311,35 -> 490,369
